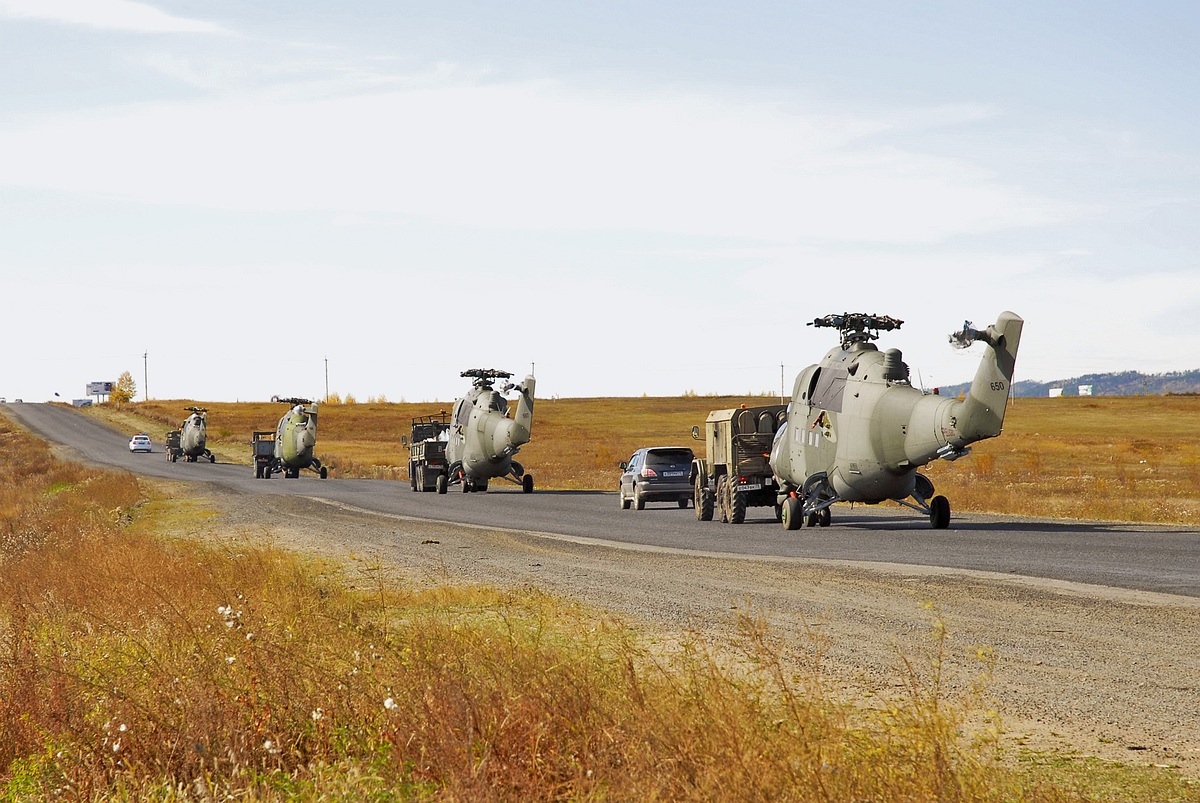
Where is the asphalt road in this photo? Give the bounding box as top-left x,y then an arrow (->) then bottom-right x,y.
6,402 -> 1200,598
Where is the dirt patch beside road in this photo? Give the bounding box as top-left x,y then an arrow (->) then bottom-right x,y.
195,486 -> 1200,778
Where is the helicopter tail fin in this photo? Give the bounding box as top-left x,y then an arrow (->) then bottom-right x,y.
955,311 -> 1023,442
510,375 -> 536,445
489,375 -> 537,457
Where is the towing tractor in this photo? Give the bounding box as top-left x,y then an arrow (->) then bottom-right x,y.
404,412 -> 452,493
690,403 -> 788,523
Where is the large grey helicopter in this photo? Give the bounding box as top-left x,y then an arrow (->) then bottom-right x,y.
441,369 -> 536,494
254,397 -> 327,479
770,311 -> 1023,530
167,406 -> 215,463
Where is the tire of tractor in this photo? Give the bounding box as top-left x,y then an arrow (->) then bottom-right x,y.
677,497 -> 688,509
781,497 -> 803,531
695,478 -> 714,521
930,495 -> 951,529
716,475 -> 729,523
729,485 -> 746,524
436,473 -> 448,494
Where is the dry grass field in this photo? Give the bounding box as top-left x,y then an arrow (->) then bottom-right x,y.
16,412 -> 1194,799
94,393 -> 1200,525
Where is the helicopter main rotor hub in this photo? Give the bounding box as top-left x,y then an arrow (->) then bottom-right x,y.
808,313 -> 904,349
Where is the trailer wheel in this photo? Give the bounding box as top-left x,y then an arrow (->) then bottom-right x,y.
436,473 -> 448,494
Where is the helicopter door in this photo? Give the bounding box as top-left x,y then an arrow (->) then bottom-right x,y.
798,365 -> 845,465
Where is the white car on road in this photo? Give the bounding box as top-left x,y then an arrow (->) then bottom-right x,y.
129,434 -> 153,453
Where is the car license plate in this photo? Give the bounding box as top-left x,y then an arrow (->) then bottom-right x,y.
663,471 -> 685,477
737,483 -> 762,491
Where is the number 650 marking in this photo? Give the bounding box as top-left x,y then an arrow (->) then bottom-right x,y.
990,381 -> 1006,392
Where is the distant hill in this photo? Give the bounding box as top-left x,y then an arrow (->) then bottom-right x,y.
936,370 -> 1200,398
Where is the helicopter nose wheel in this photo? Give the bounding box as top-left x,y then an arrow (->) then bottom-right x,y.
781,496 -> 803,531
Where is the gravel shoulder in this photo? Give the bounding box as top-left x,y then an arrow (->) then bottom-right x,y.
181,485 -> 1200,778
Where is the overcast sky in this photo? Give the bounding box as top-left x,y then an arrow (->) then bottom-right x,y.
2,1 -> 1196,403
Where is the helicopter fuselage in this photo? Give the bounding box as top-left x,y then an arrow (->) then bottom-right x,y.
180,412 -> 208,457
446,375 -> 535,488
771,311 -> 1023,512
276,404 -> 318,469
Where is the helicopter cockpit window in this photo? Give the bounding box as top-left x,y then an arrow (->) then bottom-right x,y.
809,365 -> 848,412
453,398 -> 469,427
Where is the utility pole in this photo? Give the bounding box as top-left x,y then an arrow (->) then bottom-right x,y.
324,356 -> 329,402
780,363 -> 785,403
143,351 -> 148,401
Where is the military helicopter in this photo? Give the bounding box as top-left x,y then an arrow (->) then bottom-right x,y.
168,406 -> 215,463
256,397 -> 328,479
442,369 -> 535,494
770,311 -> 1023,530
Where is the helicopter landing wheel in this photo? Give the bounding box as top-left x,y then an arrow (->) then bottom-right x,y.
522,474 -> 534,494
781,497 -> 803,531
930,495 -> 951,529
319,466 -> 328,479
817,507 -> 831,527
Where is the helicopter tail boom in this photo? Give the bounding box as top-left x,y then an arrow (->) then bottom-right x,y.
491,375 -> 536,455
955,311 -> 1024,443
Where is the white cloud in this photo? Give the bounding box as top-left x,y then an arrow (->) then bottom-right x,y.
0,80 -> 1082,246
0,0 -> 225,33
